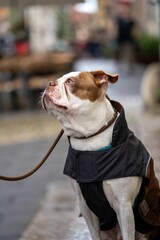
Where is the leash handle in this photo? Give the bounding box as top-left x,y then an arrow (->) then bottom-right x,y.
0,129 -> 64,181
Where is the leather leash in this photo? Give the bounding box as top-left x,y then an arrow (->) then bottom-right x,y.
0,129 -> 64,181
0,100 -> 119,181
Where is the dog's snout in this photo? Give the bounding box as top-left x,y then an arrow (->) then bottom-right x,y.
49,80 -> 57,87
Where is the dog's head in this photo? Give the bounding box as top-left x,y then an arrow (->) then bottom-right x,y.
42,71 -> 118,112
42,71 -> 118,136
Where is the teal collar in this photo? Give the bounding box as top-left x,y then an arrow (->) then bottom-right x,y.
97,144 -> 112,151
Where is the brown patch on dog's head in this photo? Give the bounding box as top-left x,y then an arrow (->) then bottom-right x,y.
70,72 -> 102,101
69,71 -> 118,102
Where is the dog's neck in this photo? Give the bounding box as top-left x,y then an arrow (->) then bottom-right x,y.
60,97 -> 117,151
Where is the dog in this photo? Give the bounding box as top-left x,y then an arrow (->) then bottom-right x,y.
42,70 -> 160,240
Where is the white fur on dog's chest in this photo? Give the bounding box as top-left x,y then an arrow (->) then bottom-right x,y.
70,124 -> 115,151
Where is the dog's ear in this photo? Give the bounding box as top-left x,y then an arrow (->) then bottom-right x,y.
90,70 -> 118,85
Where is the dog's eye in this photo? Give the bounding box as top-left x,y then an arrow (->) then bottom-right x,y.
66,78 -> 74,84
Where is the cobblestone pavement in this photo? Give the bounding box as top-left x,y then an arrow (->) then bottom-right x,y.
0,110 -> 60,146
20,181 -> 91,240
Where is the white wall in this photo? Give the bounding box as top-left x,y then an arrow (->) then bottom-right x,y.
26,6 -> 57,53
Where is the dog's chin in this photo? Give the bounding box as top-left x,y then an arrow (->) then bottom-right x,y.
53,103 -> 68,110
42,95 -> 67,112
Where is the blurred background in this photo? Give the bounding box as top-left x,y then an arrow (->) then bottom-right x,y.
0,1 -> 160,240
0,0 -> 159,114
0,0 -> 159,144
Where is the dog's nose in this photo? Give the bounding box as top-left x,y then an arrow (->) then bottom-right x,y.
49,81 -> 57,87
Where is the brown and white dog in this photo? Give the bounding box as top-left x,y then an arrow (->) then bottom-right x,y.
42,71 -> 160,240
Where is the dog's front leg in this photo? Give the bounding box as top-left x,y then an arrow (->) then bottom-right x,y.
78,197 -> 101,240
117,200 -> 135,239
71,180 -> 101,240
103,177 -> 142,240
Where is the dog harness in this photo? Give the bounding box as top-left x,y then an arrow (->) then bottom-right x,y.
63,101 -> 155,233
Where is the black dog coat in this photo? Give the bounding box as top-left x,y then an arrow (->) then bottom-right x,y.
63,100 -> 156,233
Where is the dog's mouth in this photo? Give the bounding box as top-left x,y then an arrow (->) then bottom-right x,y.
53,103 -> 68,110
42,91 -> 67,111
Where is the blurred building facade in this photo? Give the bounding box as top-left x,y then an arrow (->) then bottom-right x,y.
97,0 -> 159,37
0,0 -> 159,57
96,0 -> 159,62
134,0 -> 159,36
0,0 -> 85,55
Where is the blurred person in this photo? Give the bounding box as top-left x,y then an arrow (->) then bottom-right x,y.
0,21 -> 15,58
87,31 -> 102,57
74,25 -> 90,56
115,3 -> 138,72
13,19 -> 29,56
